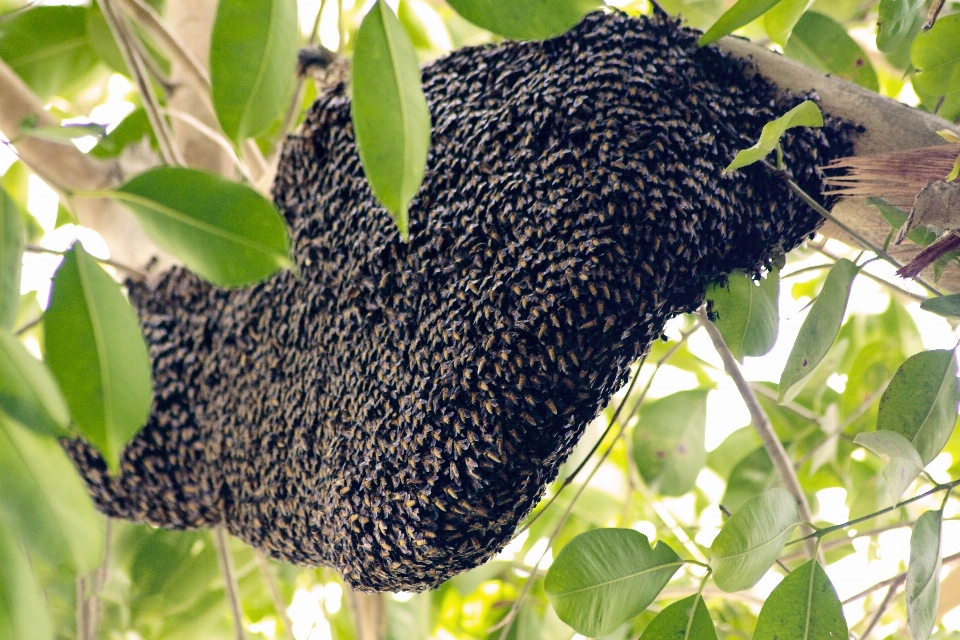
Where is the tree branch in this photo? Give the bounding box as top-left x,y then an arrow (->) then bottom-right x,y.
699,308 -> 818,558
213,526 -> 247,640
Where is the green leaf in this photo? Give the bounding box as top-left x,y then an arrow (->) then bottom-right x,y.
779,258 -> 859,404
784,12 -> 879,92
210,0 -> 298,142
113,167 -> 292,287
725,101 -> 823,172
872,199 -> 939,248
0,524 -> 53,640
0,186 -> 24,330
43,244 -> 153,472
18,120 -> 106,144
911,14 -> 960,101
763,0 -> 813,48
921,293 -> 960,318
0,5 -> 98,100
877,349 -> 960,465
639,595 -> 718,640
351,0 -> 432,242
853,431 -> 924,506
907,510 -> 942,640
720,447 -> 776,513
0,413 -> 104,573
753,559 -> 848,640
632,389 -> 709,496
710,488 -> 801,592
0,330 -> 69,437
545,528 -> 682,637
445,0 -> 602,41
876,0 -> 924,54
89,108 -> 158,159
707,268 -> 779,360
699,0 -> 785,46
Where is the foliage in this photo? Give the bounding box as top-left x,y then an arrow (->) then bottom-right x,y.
0,0 -> 959,639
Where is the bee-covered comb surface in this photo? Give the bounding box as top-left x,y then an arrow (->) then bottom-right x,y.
64,11 -> 855,591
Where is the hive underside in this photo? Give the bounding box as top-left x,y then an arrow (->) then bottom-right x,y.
64,11 -> 855,591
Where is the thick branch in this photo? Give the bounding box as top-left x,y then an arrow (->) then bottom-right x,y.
699,309 -> 818,557
0,59 -> 120,193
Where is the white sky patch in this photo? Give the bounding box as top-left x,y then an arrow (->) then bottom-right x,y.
815,487 -> 849,525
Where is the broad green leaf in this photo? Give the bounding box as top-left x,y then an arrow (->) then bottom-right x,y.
43,244 -> 152,472
921,293 -> 960,318
210,0 -> 298,142
876,0 -> 924,54
545,529 -> 682,637
707,268 -> 779,360
639,595 -> 718,640
446,0 -> 602,40
113,167 -> 292,287
853,431 -> 924,506
707,427 -> 761,479
0,525 -> 53,640
779,259 -> 859,403
0,187 -> 24,330
699,0 -> 785,45
0,330 -> 69,436
0,413 -> 104,572
753,559 -> 847,640
785,12 -> 879,92
351,1 -> 431,241
725,101 -> 823,171
763,0 -> 813,48
0,5 -> 98,100
907,510 -> 942,640
710,488 -> 801,592
632,389 -> 709,496
911,14 -> 960,101
877,349 -> 960,465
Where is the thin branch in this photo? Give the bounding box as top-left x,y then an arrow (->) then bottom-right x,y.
163,109 -> 254,182
814,246 -> 928,303
254,552 -> 295,640
780,521 -> 913,562
115,0 -> 211,92
859,573 -> 905,639
213,526 -> 247,640
844,551 -> 960,605
25,245 -> 148,280
14,315 -> 42,336
97,0 -> 182,166
789,479 -> 960,547
923,0 -> 946,29
699,308 -> 818,558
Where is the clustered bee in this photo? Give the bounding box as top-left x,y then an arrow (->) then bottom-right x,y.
64,11 -> 855,592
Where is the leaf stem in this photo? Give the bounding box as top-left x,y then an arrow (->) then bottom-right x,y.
699,307 -> 818,558
24,245 -> 147,280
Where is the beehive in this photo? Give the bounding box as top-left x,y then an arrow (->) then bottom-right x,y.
65,11 -> 855,591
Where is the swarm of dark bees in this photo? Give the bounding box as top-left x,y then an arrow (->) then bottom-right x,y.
64,11 -> 855,591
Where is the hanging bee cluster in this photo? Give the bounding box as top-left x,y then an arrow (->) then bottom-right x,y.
65,11 -> 855,592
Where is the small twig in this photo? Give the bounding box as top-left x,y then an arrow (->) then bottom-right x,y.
860,573 -> 906,639
213,526 -> 247,640
163,109 -> 254,182
780,521 -> 913,562
97,0 -> 182,166
844,551 -> 960,605
789,478 -> 960,547
812,246 -> 928,303
115,0 -> 211,92
14,315 -> 42,336
699,307 -> 818,558
254,552 -> 295,640
25,244 -> 148,280
923,0 -> 946,30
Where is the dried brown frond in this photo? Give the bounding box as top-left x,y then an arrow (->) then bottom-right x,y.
824,145 -> 959,208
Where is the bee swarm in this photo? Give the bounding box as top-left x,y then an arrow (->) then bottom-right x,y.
65,11 -> 855,591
